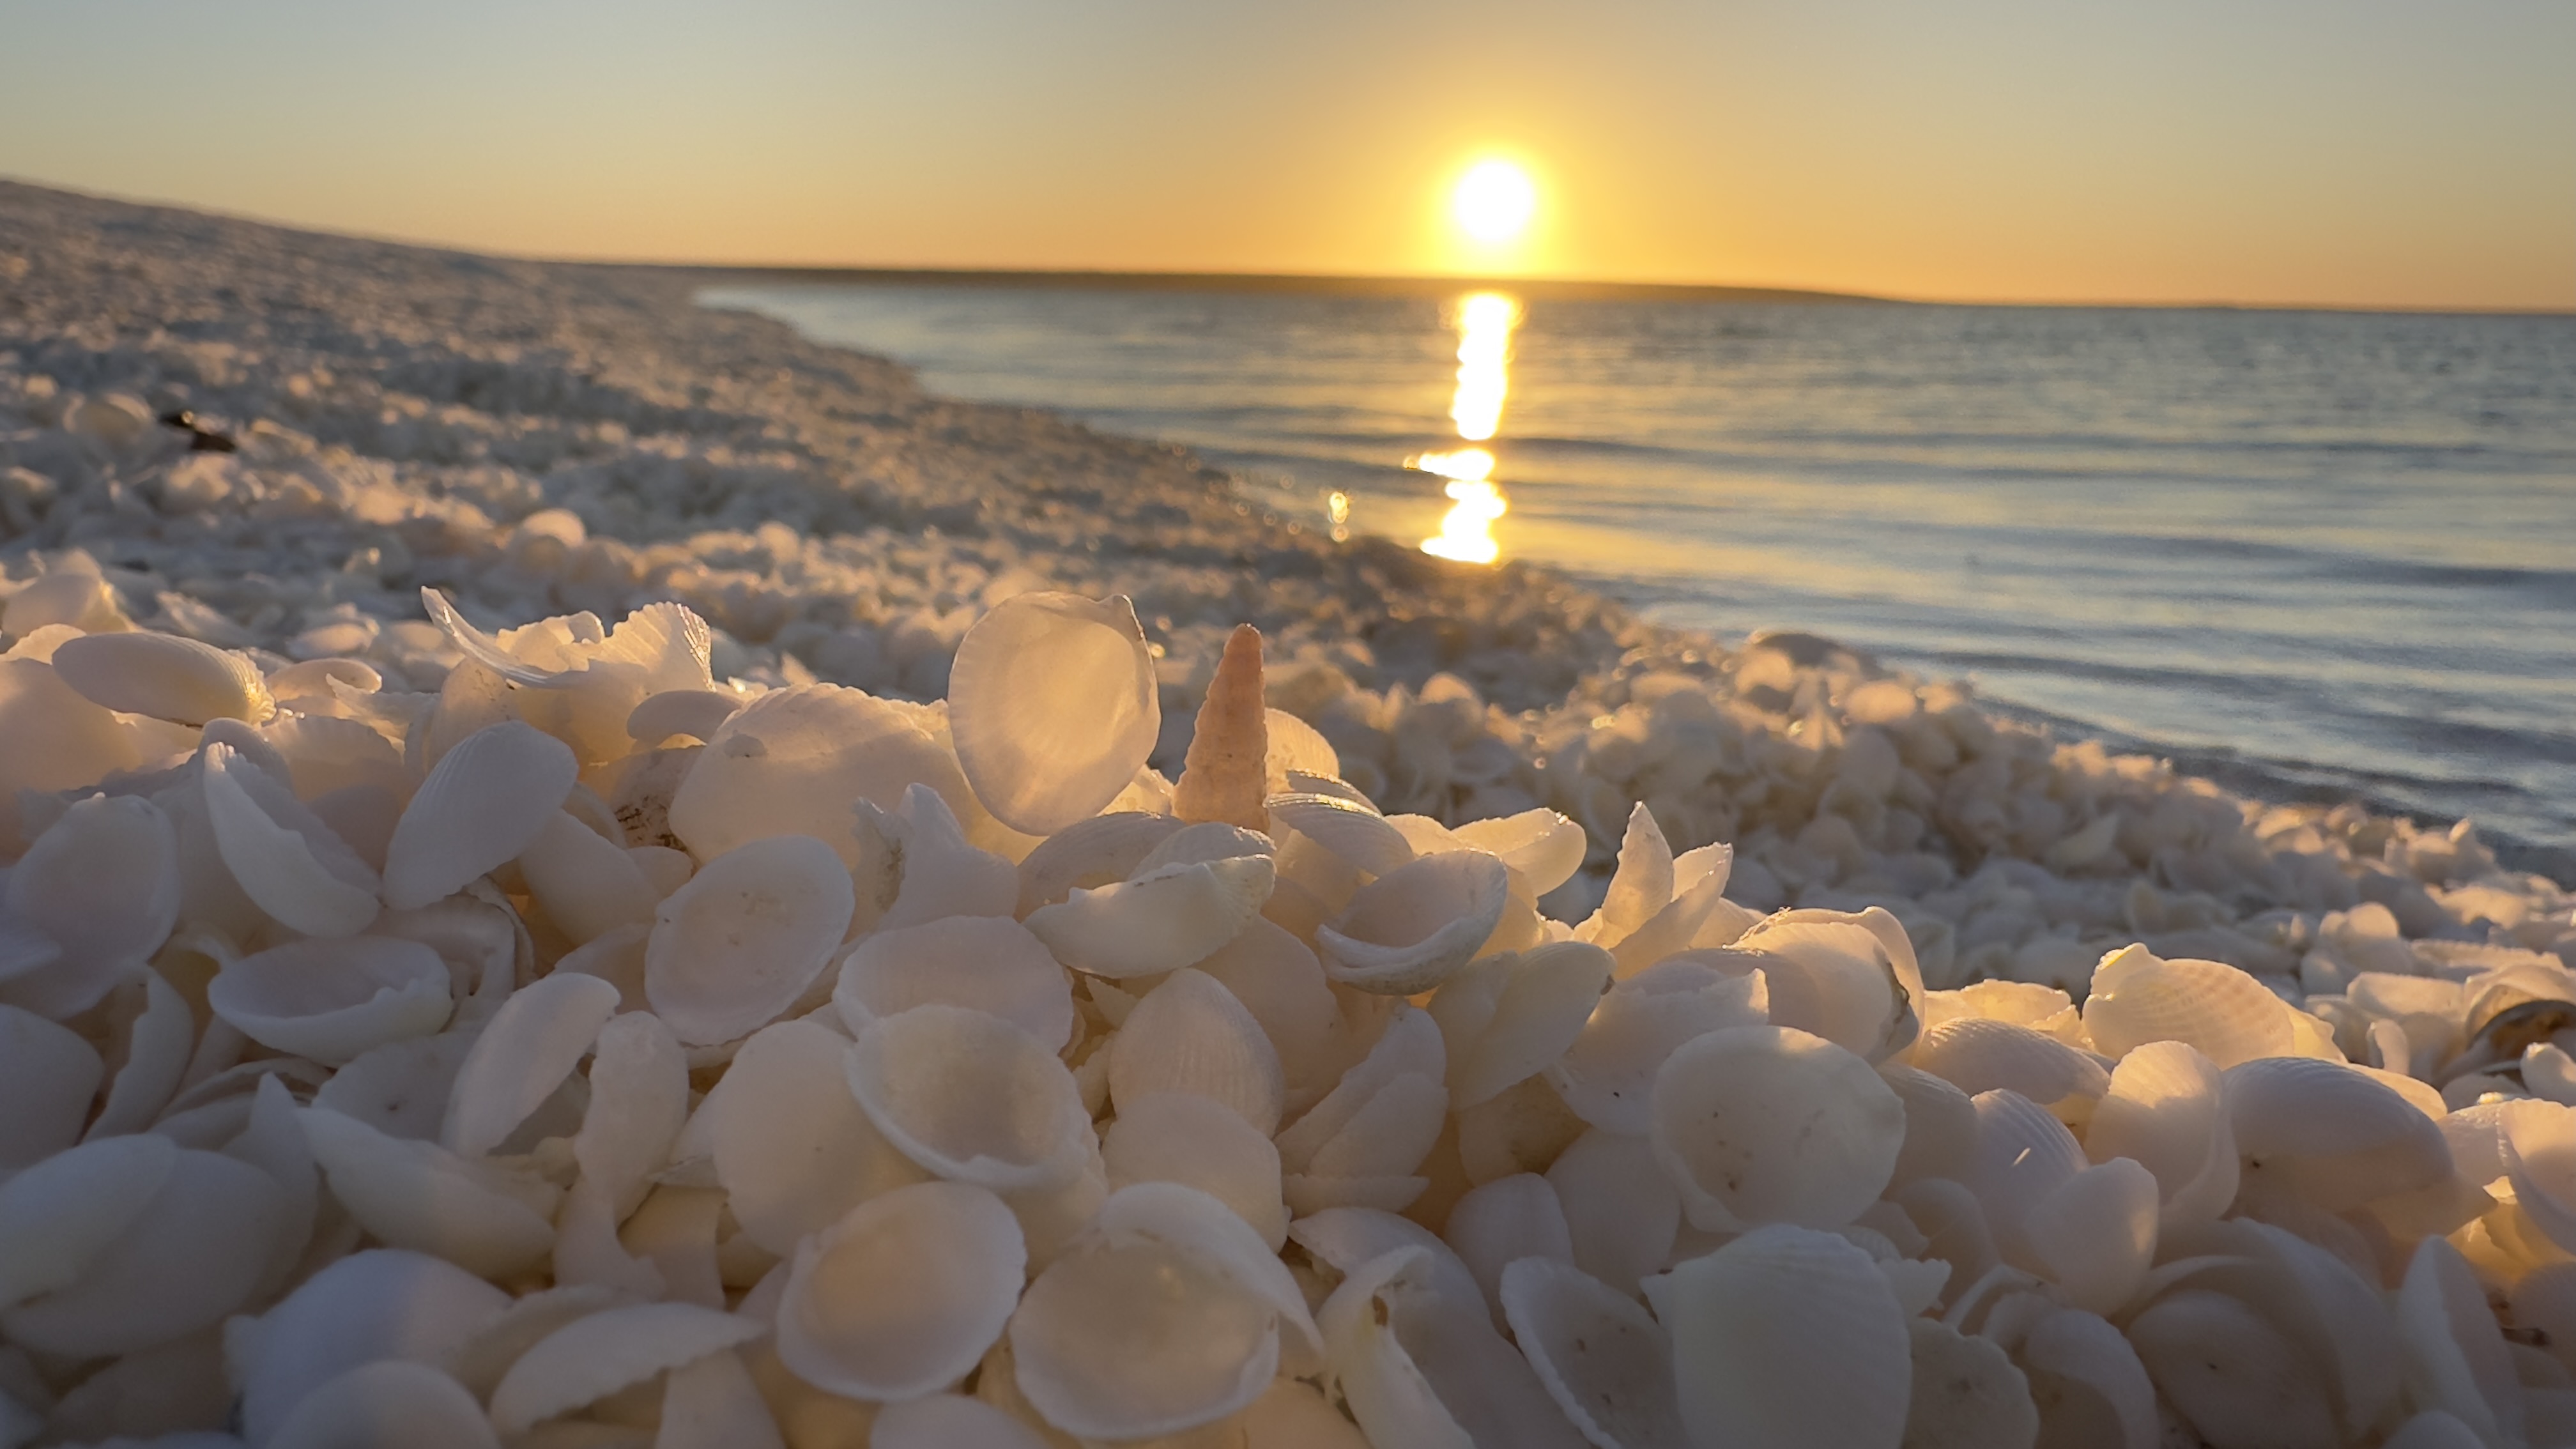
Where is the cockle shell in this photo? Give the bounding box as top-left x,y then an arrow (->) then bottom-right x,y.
1550,957 -> 1768,1133
515,809 -> 657,945
2082,946 -> 2297,1068
0,1134 -> 178,1311
2395,1238 -> 2524,1446
201,740 -> 381,937
1910,1016 -> 2110,1126
1647,1225 -> 1912,1449
1013,810 -> 1184,914
487,1301 -> 763,1436
700,1018 -> 930,1255
948,592 -> 1160,836
1269,790 -> 1416,878
1965,1089 -> 2090,1269
0,657 -> 143,848
50,629 -> 271,725
776,1180 -> 1027,1401
2084,1040 -> 2238,1229
1276,1005 -> 1448,1185
2228,1055 -> 2458,1219
834,916 -> 1075,1051
845,1004 -> 1093,1192
627,687 -> 742,747
1108,968 -> 1287,1135
1725,909 -> 1921,1063
646,832 -> 855,1046
1315,849 -> 1510,995
1648,1024 -> 1905,1231
1025,856 -> 1274,979
1903,1317 -> 2039,1449
1499,1255 -> 1689,1449
382,720 -> 578,910
1101,1091 -> 1289,1248
1174,623 -> 1269,832
208,936 -> 452,1065
1452,808 -> 1589,900
1191,916 -> 1342,1105
2019,1157 -> 2159,1315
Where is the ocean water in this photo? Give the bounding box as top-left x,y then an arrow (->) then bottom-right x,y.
699,282 -> 2576,878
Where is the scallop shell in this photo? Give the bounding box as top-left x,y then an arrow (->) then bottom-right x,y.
1444,1173 -> 1575,1321
1499,1254 -> 1689,1449
834,916 -> 1075,1051
297,1106 -> 558,1278
230,1248 -> 510,1446
201,740 -> 382,936
440,971 -> 622,1158
1910,1017 -> 2110,1126
1645,1225 -> 1910,1449
264,1360 -> 499,1449
0,1004 -> 103,1167
1314,850 -> 1510,995
208,936 -> 453,1065
1648,1024 -> 1905,1232
872,1393 -> 1055,1449
1547,1129 -> 1681,1298
646,832 -> 855,1046
1108,968 -> 1287,1135
1903,1317 -> 2038,1449
1429,940 -> 1612,1110
1101,1091 -> 1289,1249
1550,957 -> 1768,1133
50,629 -> 270,725
1025,857 -> 1274,979
382,721 -> 579,910
667,683 -> 972,868
1964,1089 -> 2089,1269
845,1004 -> 1093,1192
0,1146 -> 285,1357
703,1019 -> 931,1255
948,592 -> 1160,836
487,1301 -> 764,1436
2080,946 -> 2296,1068
1173,624 -> 1269,832
775,1180 -> 1026,1402
2083,1040 -> 2237,1229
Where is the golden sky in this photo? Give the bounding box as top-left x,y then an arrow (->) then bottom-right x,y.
3,0 -> 2569,310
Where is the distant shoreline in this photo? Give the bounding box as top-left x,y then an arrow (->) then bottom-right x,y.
643,264 -> 1888,307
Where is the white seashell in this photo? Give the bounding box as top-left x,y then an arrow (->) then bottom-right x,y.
2380,1411 -> 2490,1449
1910,1017 -> 2109,1126
1291,1206 -> 1489,1318
1584,803 -> 1675,948
0,1133 -> 177,1311
208,936 -> 452,1065
2018,1158 -> 2158,1315
1726,911 -> 1919,1062
1452,808 -> 1588,900
1549,957 -> 1767,1133
667,683 -> 972,867
1174,623 -> 1271,832
487,1301 -> 764,1436
2128,1287 -> 2340,1448
949,592 -> 1160,836
2012,1305 -> 2158,1449
0,1146 -> 285,1357
1648,1024 -> 1905,1232
554,1010 -> 686,1291
866,781 -> 1020,931
845,1004 -> 1093,1192
1444,1173 -> 1575,1321
1109,968 -> 1287,1135
1092,1181 -> 1324,1370
1646,1224 -> 1911,1449
1314,850 -> 1510,995
1025,857 -> 1274,979
2150,1217 -> 2404,1439
646,832 -> 855,1046
298,1105 -> 559,1278
0,657 -> 144,852
1547,1129 -> 1681,1298
516,809 -> 657,945
265,1360 -> 500,1449
50,629 -> 271,725
834,916 -> 1074,1051
872,1393 -> 1054,1449
1500,1254 -> 1689,1449
1903,1317 -> 2038,1449
2228,1055 -> 2456,1218
1268,792 -> 1416,878
1013,811 -> 1184,916
3,792 -> 180,1018
626,687 -> 742,746
2081,946 -> 2296,1068
1190,916 -> 1342,1105
440,971 -> 622,1157
1965,1089 -> 2089,1269
703,1019 -> 930,1255
775,1180 -> 1026,1401
201,741 -> 381,936
1880,1063 -> 1980,1190
1276,1006 -> 1448,1181
2084,1040 -> 2238,1229
312,1028 -> 479,1140
231,1248 -> 511,1446
1134,820 -> 1276,877
1101,1091 -> 1288,1249
382,720 -> 578,910
0,1004 -> 103,1167
1430,940 -> 1612,1110
2396,1238 -> 2524,1448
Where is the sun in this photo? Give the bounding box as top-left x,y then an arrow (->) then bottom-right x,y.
1452,160 -> 1537,245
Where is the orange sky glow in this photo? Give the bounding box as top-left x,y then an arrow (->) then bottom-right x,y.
2,0 -> 2569,310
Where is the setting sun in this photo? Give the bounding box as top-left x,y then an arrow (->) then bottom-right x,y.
1452,160 -> 1537,245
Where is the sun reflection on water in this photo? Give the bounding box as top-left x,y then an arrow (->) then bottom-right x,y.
1418,292 -> 1519,564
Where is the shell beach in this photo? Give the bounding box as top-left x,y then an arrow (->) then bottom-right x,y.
3,179 -> 2575,1449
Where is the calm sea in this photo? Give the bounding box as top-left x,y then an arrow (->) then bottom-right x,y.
699,282 -> 2576,879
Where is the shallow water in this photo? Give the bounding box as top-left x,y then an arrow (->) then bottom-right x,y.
701,283 -> 2576,876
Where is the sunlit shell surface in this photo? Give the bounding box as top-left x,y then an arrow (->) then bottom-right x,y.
3,498 -> 2571,1449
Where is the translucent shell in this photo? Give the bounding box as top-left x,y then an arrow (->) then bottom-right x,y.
1315,850 -> 1511,995
1025,857 -> 1275,980
208,937 -> 453,1066
845,1004 -> 1094,1192
1648,1024 -> 1905,1232
702,1019 -> 930,1255
1108,968 -> 1287,1135
948,592 -> 1160,836
646,832 -> 855,1046
1648,1225 -> 1911,1449
776,1181 -> 1027,1402
381,721 -> 578,910
1499,1255 -> 1688,1449
201,741 -> 380,937
50,628 -> 271,725
834,916 -> 1075,1052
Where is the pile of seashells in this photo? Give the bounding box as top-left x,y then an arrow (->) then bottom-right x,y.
9,581 -> 2576,1449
